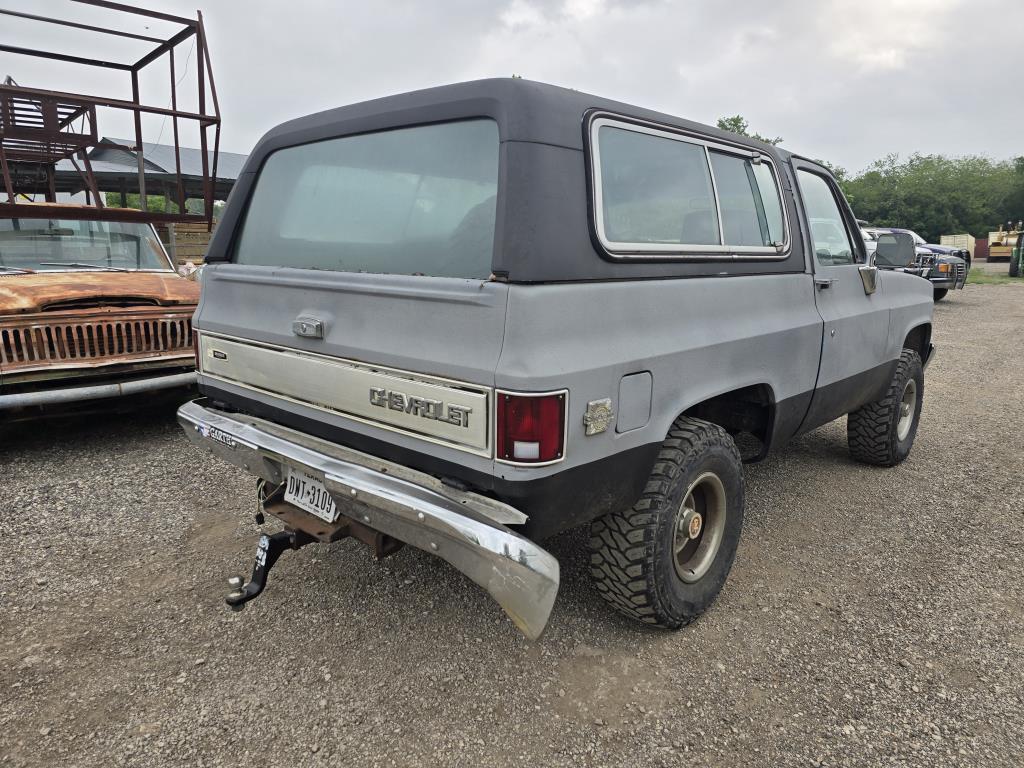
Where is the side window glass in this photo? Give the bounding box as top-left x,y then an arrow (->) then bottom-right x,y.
597,125 -> 720,247
709,151 -> 785,247
797,170 -> 856,266
751,162 -> 785,246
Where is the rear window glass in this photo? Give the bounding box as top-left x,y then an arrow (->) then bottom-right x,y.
234,119 -> 499,278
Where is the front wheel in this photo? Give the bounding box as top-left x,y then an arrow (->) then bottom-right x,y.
933,288 -> 948,301
589,416 -> 744,628
847,349 -> 924,467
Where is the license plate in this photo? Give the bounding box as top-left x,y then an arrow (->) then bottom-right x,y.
283,468 -> 339,523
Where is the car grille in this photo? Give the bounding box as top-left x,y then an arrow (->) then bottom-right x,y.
955,261 -> 966,281
0,312 -> 193,371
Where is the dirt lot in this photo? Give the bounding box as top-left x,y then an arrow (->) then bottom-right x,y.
2,284 -> 1022,768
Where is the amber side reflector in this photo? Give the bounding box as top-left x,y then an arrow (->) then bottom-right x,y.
496,392 -> 566,463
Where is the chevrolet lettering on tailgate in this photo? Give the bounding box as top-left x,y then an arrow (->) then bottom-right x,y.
369,387 -> 472,428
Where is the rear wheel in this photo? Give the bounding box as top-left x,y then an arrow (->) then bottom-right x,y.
847,349 -> 924,467
589,416 -> 744,628
933,288 -> 948,301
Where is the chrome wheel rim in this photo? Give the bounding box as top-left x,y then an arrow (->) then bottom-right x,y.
673,471 -> 727,583
897,379 -> 917,441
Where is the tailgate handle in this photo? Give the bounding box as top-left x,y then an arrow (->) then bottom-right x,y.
292,316 -> 324,339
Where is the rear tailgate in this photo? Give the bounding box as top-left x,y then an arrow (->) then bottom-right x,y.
194,264 -> 507,460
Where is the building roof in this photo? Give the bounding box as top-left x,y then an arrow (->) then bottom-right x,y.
9,137 -> 247,201
86,137 -> 249,181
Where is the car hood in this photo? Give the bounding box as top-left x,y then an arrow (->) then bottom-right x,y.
0,271 -> 199,315
921,244 -> 955,254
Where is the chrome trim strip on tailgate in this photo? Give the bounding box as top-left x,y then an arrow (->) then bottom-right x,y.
177,399 -> 560,639
198,333 -> 491,456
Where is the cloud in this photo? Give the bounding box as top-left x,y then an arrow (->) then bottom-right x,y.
822,0 -> 965,72
0,0 -> 1020,174
500,0 -> 547,28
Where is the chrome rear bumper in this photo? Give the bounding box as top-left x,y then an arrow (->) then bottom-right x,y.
177,399 -> 559,639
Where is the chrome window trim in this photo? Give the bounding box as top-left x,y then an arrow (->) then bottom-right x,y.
588,113 -> 792,261
196,331 -> 494,458
794,167 -> 861,269
703,143 -> 726,246
494,388 -> 570,468
28,268 -> 177,274
147,222 -> 177,271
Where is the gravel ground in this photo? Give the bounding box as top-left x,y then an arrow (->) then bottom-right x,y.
2,284 -> 1022,768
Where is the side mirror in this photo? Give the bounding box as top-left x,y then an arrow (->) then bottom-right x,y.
873,232 -> 915,268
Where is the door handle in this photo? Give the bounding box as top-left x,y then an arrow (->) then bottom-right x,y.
814,277 -> 835,289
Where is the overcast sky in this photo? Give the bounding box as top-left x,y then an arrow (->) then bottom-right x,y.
3,0 -> 1022,173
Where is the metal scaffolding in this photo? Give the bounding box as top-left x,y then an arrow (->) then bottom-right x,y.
0,0 -> 222,224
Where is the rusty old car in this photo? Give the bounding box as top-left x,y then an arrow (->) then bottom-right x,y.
0,206 -> 198,415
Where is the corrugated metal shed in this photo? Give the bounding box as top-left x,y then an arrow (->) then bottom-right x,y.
10,137 -> 246,201
88,137 -> 248,182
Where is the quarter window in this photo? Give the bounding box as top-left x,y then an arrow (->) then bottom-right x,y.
797,170 -> 856,266
591,118 -> 789,258
708,151 -> 785,247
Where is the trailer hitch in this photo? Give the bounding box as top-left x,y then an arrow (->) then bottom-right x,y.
225,529 -> 314,610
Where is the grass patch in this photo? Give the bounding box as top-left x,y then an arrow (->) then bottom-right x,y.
967,268 -> 1019,285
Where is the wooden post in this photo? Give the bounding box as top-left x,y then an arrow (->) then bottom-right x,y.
167,222 -> 177,263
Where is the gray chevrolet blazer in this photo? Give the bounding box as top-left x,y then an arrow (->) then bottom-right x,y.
180,79 -> 934,639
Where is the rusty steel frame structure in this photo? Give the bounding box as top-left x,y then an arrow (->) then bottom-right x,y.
0,0 -> 221,224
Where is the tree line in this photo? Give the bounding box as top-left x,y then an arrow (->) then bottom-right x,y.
717,116 -> 1024,243
105,193 -> 226,219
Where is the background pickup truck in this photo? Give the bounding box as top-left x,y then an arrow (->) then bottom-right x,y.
0,205 -> 198,416
864,226 -> 968,301
179,79 -> 935,639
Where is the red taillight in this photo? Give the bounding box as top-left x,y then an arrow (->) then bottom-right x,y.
496,391 -> 566,464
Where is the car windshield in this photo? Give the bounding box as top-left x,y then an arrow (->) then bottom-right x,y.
0,218 -> 172,272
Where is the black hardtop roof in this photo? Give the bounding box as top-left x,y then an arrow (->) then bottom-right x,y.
244,78 -> 791,170
210,78 -> 812,282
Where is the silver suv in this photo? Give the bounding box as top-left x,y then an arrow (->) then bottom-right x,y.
180,79 -> 934,638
